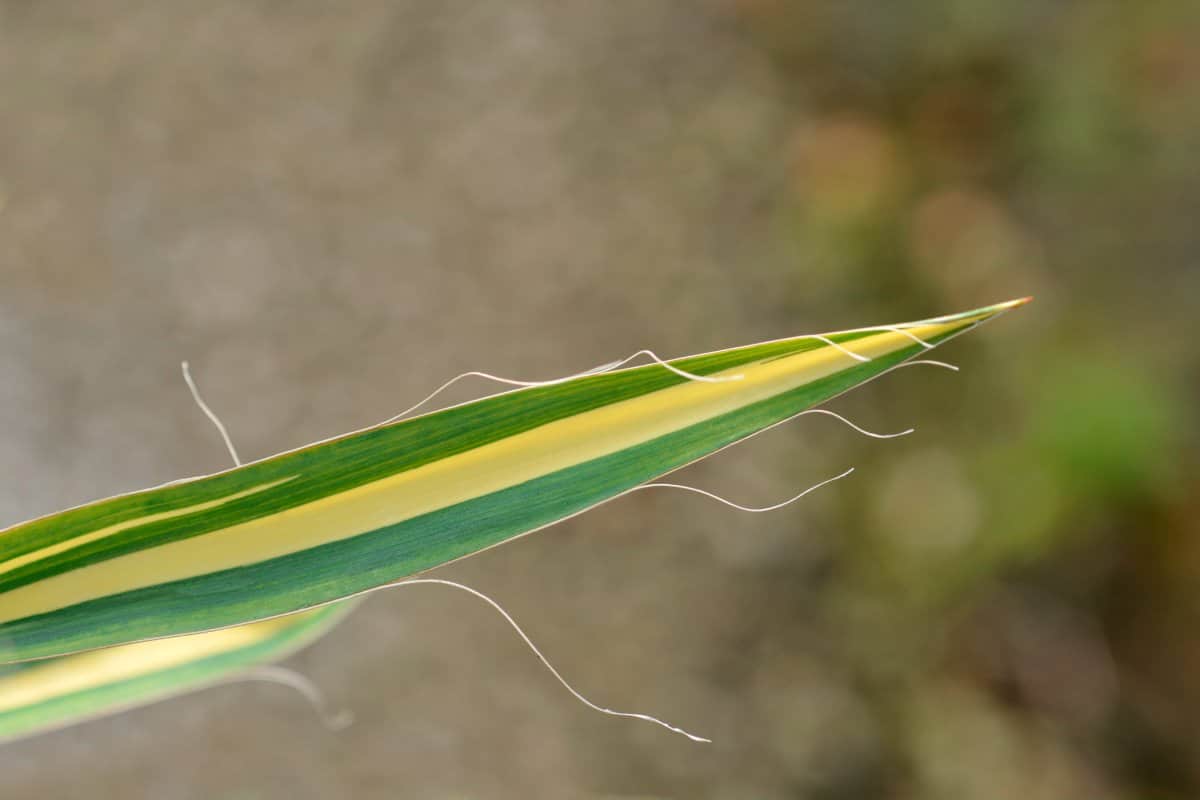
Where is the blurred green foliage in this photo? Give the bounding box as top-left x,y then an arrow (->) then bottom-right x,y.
734,0 -> 1200,796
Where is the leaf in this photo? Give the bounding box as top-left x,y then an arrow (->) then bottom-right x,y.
0,299 -> 1029,664
0,602 -> 352,743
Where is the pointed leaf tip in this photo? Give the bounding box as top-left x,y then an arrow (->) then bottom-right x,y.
973,295 -> 1033,321
904,296 -> 1032,331
996,296 -> 1033,310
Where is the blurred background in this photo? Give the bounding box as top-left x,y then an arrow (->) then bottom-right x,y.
0,1 -> 1197,797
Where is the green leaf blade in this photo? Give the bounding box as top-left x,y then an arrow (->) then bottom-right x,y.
0,299 -> 1028,663
0,602 -> 352,743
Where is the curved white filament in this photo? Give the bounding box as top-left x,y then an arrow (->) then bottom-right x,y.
379,578 -> 711,743
798,408 -> 914,439
603,349 -> 745,384
381,349 -> 744,425
877,325 -> 936,349
379,360 -> 620,425
809,334 -> 872,362
181,361 -> 242,467
876,358 -> 959,375
803,327 -> 936,363
635,466 -> 854,512
226,665 -> 354,731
